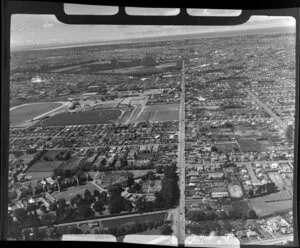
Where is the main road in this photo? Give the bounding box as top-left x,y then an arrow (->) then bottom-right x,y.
245,88 -> 288,130
176,60 -> 186,245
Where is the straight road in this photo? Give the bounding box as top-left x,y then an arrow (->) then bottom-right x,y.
38,209 -> 169,229
177,60 -> 186,244
245,88 -> 288,130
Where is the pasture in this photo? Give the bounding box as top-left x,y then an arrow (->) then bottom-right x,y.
37,109 -> 122,126
249,190 -> 293,217
10,102 -> 62,124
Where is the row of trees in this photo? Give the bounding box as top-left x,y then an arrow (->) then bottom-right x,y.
186,209 -> 258,222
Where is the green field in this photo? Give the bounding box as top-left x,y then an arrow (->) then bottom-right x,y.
249,190 -> 292,217
237,138 -> 262,152
26,160 -> 62,173
10,102 -> 62,124
232,199 -> 252,217
134,104 -> 179,123
51,181 -> 100,202
37,109 -> 122,126
60,156 -> 83,170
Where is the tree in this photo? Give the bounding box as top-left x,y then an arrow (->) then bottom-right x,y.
93,201 -> 105,214
211,146 -> 218,152
41,213 -> 56,226
108,184 -> 123,199
159,224 -> 173,235
93,189 -> 101,198
108,196 -> 125,214
248,210 -> 258,219
124,199 -> 133,212
78,203 -> 94,218
156,165 -> 164,174
40,205 -> 48,214
33,228 -> 48,240
84,189 -> 91,198
69,226 -> 83,234
14,208 -> 28,226
57,198 -> 66,209
49,202 -> 57,212
127,174 -> 134,188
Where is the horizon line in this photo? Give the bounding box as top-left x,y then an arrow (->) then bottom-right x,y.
11,24 -> 295,52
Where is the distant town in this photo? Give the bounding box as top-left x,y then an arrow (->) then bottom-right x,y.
8,26 -> 295,245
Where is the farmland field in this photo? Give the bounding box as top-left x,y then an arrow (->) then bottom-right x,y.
10,102 -> 62,124
37,109 -> 122,126
249,190 -> 292,217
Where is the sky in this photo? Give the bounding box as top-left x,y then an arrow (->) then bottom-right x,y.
10,5 -> 296,48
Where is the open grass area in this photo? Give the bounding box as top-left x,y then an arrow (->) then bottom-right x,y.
60,156 -> 83,170
37,109 -> 122,126
237,138 -> 262,152
26,160 -> 62,173
232,199 -> 252,217
10,102 -> 62,124
24,171 -> 53,180
134,104 -> 179,123
51,181 -> 100,202
267,172 -> 285,190
249,190 -> 292,217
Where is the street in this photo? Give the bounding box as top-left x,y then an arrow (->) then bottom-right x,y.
176,59 -> 186,245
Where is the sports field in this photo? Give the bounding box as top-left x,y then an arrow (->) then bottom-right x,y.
10,102 -> 62,124
131,104 -> 179,123
249,190 -> 292,217
37,109 -> 122,126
